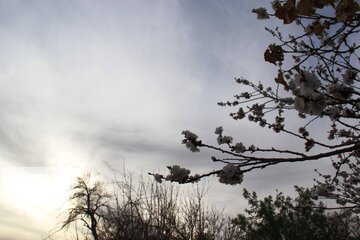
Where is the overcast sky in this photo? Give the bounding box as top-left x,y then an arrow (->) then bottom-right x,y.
0,1 -> 333,239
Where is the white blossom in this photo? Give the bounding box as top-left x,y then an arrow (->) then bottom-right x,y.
282,97 -> 294,105
294,97 -> 307,113
342,69 -> 357,85
185,141 -> 200,152
215,126 -> 223,135
305,138 -> 315,151
189,174 -> 201,183
326,83 -> 339,94
308,93 -> 326,115
325,107 -> 341,120
234,142 -> 246,153
294,93 -> 326,116
154,174 -> 163,183
294,71 -> 321,97
222,164 -> 238,177
166,165 -> 190,183
326,83 -> 352,100
217,135 -> 233,145
217,164 -> 243,185
182,130 -> 198,141
182,130 -> 200,152
248,144 -> 256,151
252,104 -> 265,117
236,108 -> 245,119
252,7 -> 270,20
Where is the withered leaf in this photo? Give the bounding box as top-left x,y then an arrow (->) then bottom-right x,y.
335,0 -> 360,22
297,0 -> 316,16
275,71 -> 289,91
313,23 -> 326,36
275,0 -> 297,24
264,44 -> 284,65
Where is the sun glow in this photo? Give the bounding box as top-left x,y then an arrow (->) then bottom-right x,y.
0,137 -> 90,232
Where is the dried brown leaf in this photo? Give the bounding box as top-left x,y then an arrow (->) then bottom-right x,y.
313,23 -> 326,36
275,71 -> 289,91
275,0 -> 298,24
297,0 -> 316,16
264,44 -> 284,65
336,0 -> 360,22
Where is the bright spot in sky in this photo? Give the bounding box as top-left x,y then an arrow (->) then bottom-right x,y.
0,138 -> 89,230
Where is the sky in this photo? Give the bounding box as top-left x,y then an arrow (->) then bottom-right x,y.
0,1 -> 334,239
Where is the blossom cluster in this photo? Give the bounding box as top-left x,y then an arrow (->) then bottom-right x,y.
165,165 -> 190,183
252,7 -> 270,20
214,126 -> 250,155
217,164 -> 243,185
182,130 -> 201,153
152,166 -> 201,184
288,71 -> 326,116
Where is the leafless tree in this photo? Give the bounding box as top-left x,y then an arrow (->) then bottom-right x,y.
60,173 -> 112,240
100,172 -> 240,240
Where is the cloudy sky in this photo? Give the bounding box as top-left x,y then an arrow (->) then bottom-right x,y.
0,1 -> 333,239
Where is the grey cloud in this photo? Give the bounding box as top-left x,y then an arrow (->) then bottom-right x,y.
0,99 -> 45,166
76,126 -> 216,170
